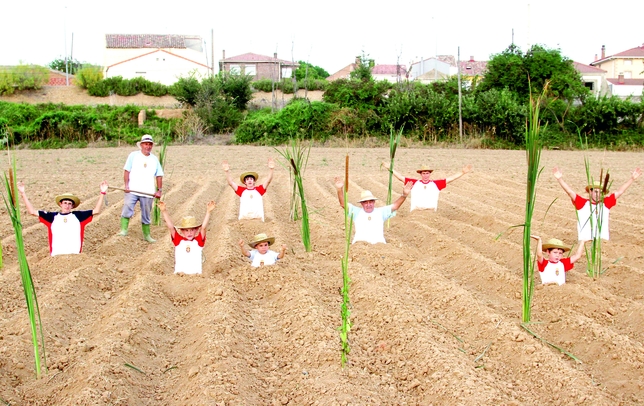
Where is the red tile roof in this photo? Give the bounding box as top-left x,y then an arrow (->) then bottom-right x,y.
372,64 -> 406,74
607,78 -> 644,85
458,60 -> 487,76
613,44 -> 644,58
573,61 -> 606,73
222,52 -> 295,65
106,34 -> 199,49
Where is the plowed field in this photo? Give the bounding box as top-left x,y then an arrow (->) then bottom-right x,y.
1,146 -> 643,405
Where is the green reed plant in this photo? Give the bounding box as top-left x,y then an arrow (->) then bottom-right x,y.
386,127 -> 402,228
152,138 -> 168,226
521,84 -> 547,323
2,159 -> 47,378
275,138 -> 312,251
340,155 -> 353,366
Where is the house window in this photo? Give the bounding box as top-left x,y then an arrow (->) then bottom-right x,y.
229,65 -> 241,74
281,67 -> 292,78
244,64 -> 256,76
584,82 -> 594,91
624,71 -> 632,79
624,60 -> 632,66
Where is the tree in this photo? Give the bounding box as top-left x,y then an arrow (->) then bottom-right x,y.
294,61 -> 330,81
350,53 -> 375,82
479,44 -> 589,102
48,57 -> 83,75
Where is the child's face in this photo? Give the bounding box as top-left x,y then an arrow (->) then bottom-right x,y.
589,188 -> 602,203
244,176 -> 256,188
256,241 -> 270,254
419,170 -> 432,181
546,248 -> 565,262
179,227 -> 200,240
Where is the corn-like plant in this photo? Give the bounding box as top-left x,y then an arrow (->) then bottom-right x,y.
580,153 -> 612,279
275,138 -> 312,252
522,84 -> 547,323
2,159 -> 47,378
340,154 -> 353,366
386,127 -> 402,228
151,138 -> 168,226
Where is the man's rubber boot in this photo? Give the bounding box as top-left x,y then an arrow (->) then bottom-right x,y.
118,217 -> 129,236
142,224 -> 156,243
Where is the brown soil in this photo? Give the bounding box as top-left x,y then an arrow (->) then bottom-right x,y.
1,146 -> 644,405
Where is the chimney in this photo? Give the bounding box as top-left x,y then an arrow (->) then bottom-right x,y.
469,56 -> 474,62
594,53 -> 598,61
601,45 -> 605,59
618,74 -> 624,84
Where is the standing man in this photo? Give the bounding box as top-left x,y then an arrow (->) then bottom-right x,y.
17,180 -> 108,256
222,158 -> 274,221
334,177 -> 413,244
553,166 -> 641,241
119,134 -> 164,242
382,162 -> 472,211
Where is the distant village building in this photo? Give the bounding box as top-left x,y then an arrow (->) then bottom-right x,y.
590,44 -> 644,99
103,34 -> 211,85
573,62 -> 608,98
219,52 -> 298,81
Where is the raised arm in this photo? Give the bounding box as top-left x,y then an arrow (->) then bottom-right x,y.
334,176 -> 346,209
200,200 -> 216,238
123,170 -> 131,193
238,239 -> 251,258
261,157 -> 275,189
391,181 -> 413,211
381,161 -> 405,182
17,181 -> 39,217
552,167 -> 577,201
92,181 -> 109,214
569,240 -> 586,264
158,201 -> 176,238
530,235 -> 544,263
446,164 -> 473,184
222,161 -> 239,190
277,244 -> 287,259
613,167 -> 641,199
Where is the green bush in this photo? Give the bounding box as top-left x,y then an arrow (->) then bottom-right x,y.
252,79 -> 273,92
75,66 -> 103,90
169,76 -> 201,105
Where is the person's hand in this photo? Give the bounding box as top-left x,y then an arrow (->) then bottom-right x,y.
154,190 -> 162,199
280,244 -> 287,253
267,157 -> 275,170
402,181 -> 413,196
462,164 -> 473,174
222,161 -> 230,172
99,181 -> 108,194
238,239 -> 244,247
17,181 -> 25,193
632,168 -> 642,180
382,161 -> 390,169
158,201 -> 166,211
552,167 -> 563,179
206,200 -> 216,212
334,176 -> 344,190
530,235 -> 541,241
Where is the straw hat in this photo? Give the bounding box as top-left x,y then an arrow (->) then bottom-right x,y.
55,193 -> 80,208
136,134 -> 154,149
240,171 -> 259,183
175,216 -> 202,230
357,190 -> 378,203
542,238 -> 570,252
416,165 -> 434,174
585,181 -> 607,193
249,233 -> 275,248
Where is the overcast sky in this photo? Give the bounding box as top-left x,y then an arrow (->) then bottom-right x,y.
2,0 -> 640,74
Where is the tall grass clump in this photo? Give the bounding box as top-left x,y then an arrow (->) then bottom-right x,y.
2,158 -> 47,378
339,155 -> 353,366
521,84 -> 547,323
275,138 -> 312,252
151,138 -> 168,226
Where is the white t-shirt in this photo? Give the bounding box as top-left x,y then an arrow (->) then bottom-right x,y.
249,249 -> 279,267
574,194 -> 615,241
405,177 -> 447,212
348,204 -> 396,244
123,151 -> 164,196
172,233 -> 205,274
236,185 -> 266,221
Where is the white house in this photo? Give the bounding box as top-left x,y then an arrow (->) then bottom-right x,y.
573,61 -> 608,98
607,76 -> 643,100
104,34 -> 211,85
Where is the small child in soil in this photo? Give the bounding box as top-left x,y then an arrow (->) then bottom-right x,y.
238,233 -> 286,267
222,158 -> 275,221
158,200 -> 216,274
531,236 -> 585,285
